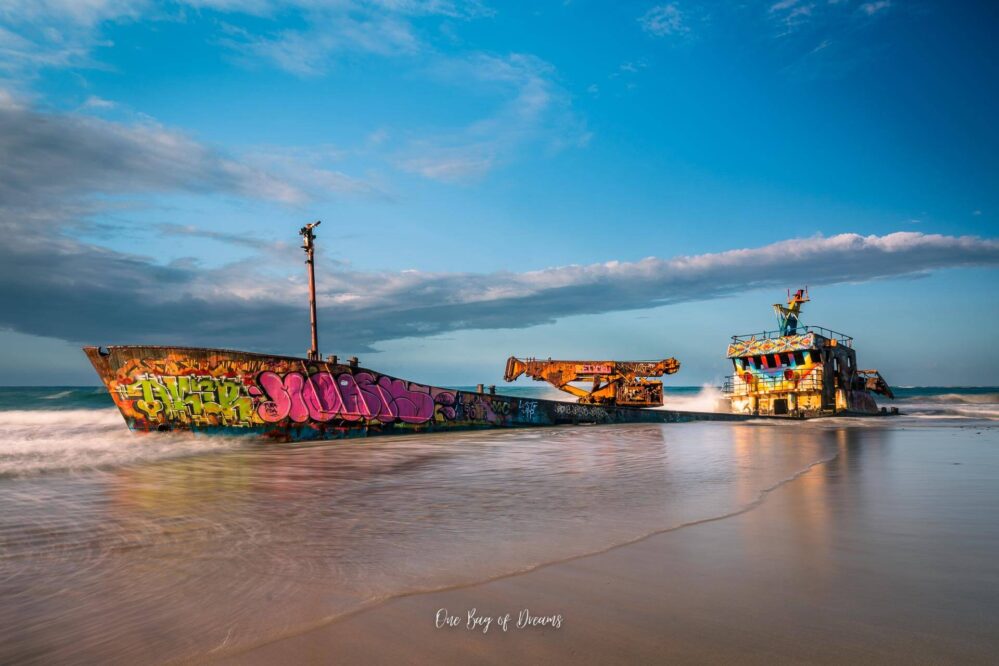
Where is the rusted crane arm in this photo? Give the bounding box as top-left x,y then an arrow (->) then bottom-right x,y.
857,369 -> 894,399
503,356 -> 680,407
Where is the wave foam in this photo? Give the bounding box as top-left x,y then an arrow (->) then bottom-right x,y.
662,385 -> 728,413
897,393 -> 999,405
0,409 -> 244,477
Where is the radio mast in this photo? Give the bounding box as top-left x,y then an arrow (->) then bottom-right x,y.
300,221 -> 321,361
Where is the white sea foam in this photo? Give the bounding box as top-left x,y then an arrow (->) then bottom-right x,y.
40,390 -> 74,400
900,404 -> 999,420
661,385 -> 727,412
0,409 -> 245,477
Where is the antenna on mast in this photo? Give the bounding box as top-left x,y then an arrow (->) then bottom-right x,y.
773,287 -> 809,336
300,221 -> 321,361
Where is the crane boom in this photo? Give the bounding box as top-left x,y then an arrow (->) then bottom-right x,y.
504,357 -> 680,408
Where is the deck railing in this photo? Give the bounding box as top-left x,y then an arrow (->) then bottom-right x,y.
729,325 -> 852,347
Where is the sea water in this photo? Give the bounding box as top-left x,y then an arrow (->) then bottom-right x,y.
0,386 -> 995,663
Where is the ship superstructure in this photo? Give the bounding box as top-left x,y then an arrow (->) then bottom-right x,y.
724,288 -> 894,417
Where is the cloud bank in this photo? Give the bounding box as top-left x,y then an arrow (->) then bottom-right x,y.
0,82 -> 995,358
2,226 -> 996,354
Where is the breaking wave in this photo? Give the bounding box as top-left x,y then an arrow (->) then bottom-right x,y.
0,408 -> 244,477
661,385 -> 728,412
0,386 -> 114,411
899,392 -> 999,405
0,385 -> 995,479
889,388 -> 999,421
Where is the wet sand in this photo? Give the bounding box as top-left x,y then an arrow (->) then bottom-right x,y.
222,425 -> 999,665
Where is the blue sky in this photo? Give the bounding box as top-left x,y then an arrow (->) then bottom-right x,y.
0,0 -> 996,387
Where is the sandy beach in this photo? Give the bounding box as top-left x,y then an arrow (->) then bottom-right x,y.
222,424 -> 999,665
2,398 -> 998,664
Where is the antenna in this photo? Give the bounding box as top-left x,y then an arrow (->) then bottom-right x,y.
773,286 -> 810,336
300,221 -> 321,361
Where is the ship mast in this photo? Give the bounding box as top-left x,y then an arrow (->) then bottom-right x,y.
300,221 -> 321,361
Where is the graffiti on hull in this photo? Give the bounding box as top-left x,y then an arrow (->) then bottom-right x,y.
99,352 -> 467,431
95,350 -> 546,434
251,371 -> 453,424
120,374 -> 255,424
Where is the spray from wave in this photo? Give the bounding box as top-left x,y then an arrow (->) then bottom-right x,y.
0,408 -> 245,477
661,386 -> 999,421
662,385 -> 728,412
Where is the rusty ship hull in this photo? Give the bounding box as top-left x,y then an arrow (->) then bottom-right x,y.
84,346 -> 751,441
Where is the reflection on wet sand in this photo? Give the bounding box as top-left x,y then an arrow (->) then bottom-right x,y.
734,426 -> 868,590
229,424 -> 999,665
0,422 -> 874,663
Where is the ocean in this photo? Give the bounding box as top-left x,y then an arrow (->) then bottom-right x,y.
0,386 -> 996,663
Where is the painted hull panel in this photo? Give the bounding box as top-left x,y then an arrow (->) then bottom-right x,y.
84,346 -> 751,442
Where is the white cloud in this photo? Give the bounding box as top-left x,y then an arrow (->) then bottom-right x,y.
184,0 -> 492,19
1,228 -> 996,353
769,0 -> 815,32
205,0 -> 494,76
219,13 -> 421,76
366,128 -> 390,146
0,0 -> 145,26
0,0 -> 146,76
396,149 -> 495,182
769,0 -> 894,36
1,0 -> 582,186
860,1 -> 891,16
639,3 -> 687,37
0,0 -> 492,79
81,95 -> 116,109
394,53 -> 587,182
0,91 -> 381,209
769,0 -> 800,12
0,96 -> 993,350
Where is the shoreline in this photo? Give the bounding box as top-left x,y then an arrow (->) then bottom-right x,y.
218,425 -> 999,665
209,444 -> 842,661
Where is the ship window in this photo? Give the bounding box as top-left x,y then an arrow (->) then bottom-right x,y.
784,353 -> 794,366
752,356 -> 762,370
809,350 -> 821,363
767,354 -> 779,368
794,351 -> 805,365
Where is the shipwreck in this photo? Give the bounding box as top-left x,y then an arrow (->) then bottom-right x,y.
84,222 -> 748,441
723,288 -> 895,417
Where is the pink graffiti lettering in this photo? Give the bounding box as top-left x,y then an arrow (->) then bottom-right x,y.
254,371 -> 310,423
254,371 -> 448,425
371,375 -> 436,424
